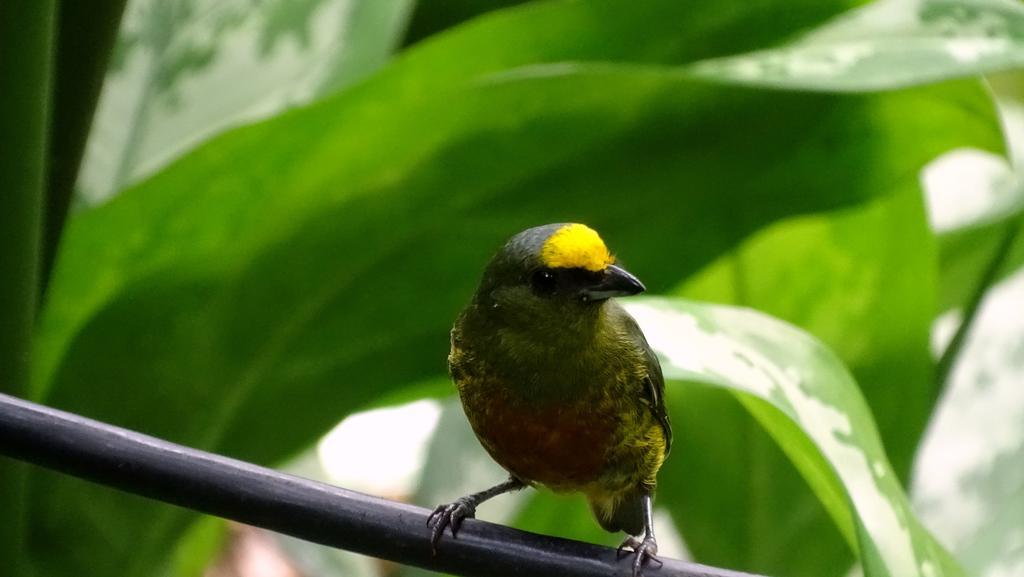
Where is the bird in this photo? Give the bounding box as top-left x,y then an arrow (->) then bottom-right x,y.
428,223 -> 671,577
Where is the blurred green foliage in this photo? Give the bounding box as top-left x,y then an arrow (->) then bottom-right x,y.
2,1 -> 1023,577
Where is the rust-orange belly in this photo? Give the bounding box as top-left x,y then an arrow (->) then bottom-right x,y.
466,394 -> 616,490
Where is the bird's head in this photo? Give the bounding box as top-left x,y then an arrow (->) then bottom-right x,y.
473,223 -> 645,330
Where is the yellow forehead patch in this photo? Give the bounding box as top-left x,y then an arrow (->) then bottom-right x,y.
540,224 -> 614,272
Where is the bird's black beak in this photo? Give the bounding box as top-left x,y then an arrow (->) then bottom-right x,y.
582,264 -> 646,302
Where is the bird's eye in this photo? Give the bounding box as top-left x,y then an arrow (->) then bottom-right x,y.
530,269 -> 558,296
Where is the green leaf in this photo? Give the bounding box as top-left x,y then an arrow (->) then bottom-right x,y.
625,296 -> 964,577
25,0 -> 1000,575
692,0 -> 1024,92
41,0 -> 127,291
661,382 -> 851,574
913,272 -> 1024,577
76,0 -> 413,204
680,187 -> 939,477
34,0 -> 874,401
939,213 -> 1024,312
930,71 -> 1024,315
662,185 -> 939,576
313,0 -> 866,119
918,70 -> 1024,575
402,0 -> 532,46
29,72 -> 998,577
164,517 -> 228,577
34,73 -> 1001,400
927,149 -> 1024,312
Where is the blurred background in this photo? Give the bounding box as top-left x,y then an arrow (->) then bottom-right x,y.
1,1 -> 1023,577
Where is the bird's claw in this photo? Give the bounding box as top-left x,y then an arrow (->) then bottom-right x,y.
426,498 -> 477,555
616,535 -> 641,559
617,534 -> 661,577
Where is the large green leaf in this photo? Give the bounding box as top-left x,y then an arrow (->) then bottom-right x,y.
77,0 -> 859,206
34,0 -> 867,400
691,0 -> 1024,91
913,272 -> 1024,577
936,195 -> 1024,312
27,71 -> 995,576
24,0 -> 1002,576
625,297 -> 964,577
660,186 -> 937,576
77,0 -> 412,204
404,183 -> 956,577
679,188 -> 938,477
916,68 -> 1024,577
925,147 -> 1024,312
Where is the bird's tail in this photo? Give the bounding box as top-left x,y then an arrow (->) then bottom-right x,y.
588,488 -> 644,536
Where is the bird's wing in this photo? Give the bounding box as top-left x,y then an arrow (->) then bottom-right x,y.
618,308 -> 672,456
642,345 -> 672,456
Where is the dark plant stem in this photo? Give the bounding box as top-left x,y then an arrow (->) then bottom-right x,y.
0,0 -> 54,396
40,0 -> 128,298
0,2 -> 56,573
0,2 -> 57,575
0,393 -> 763,577
934,218 -> 1022,401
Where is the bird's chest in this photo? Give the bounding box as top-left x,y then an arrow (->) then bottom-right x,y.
459,379 -> 618,490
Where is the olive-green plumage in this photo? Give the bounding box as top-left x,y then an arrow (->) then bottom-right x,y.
437,223 -> 671,546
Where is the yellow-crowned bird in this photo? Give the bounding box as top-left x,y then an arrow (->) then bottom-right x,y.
428,223 -> 671,576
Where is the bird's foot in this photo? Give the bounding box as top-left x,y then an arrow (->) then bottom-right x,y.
426,477 -> 525,555
617,534 -> 662,577
426,497 -> 477,555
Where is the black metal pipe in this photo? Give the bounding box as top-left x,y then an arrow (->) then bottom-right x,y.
0,393 -> 762,577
